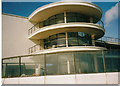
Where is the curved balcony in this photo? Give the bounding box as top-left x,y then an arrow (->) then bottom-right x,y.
29,45 -> 107,54
28,22 -> 104,40
28,12 -> 104,40
28,2 -> 102,23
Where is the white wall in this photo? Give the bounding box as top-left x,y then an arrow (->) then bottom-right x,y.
2,14 -> 34,58
2,72 -> 119,84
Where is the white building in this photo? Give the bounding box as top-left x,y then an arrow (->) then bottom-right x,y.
2,2 -> 120,84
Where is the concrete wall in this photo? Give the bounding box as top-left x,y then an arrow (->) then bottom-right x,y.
2,14 -> 34,58
2,72 -> 119,84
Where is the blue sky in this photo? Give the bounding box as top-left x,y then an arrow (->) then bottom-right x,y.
2,1 -> 119,38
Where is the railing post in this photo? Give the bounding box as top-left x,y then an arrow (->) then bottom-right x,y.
102,51 -> 106,72
64,11 -> 67,23
66,32 -> 68,47
19,57 -> 21,76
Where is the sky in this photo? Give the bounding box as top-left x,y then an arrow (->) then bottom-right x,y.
2,0 -> 120,39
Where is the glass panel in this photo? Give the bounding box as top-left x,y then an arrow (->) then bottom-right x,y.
57,33 -> 65,38
68,32 -> 78,38
49,34 -> 57,40
2,58 -> 19,78
49,19 -> 56,25
57,38 -> 66,47
56,13 -> 64,18
46,54 -> 58,75
44,33 -> 66,49
51,40 -> 57,48
58,53 -> 75,74
105,50 -> 120,72
56,17 -> 64,23
46,53 -> 74,75
96,52 -> 104,72
67,32 -> 92,46
75,51 -> 104,74
43,20 -> 49,26
75,52 -> 94,73
66,12 -> 90,23
21,55 -> 44,77
68,38 -> 78,46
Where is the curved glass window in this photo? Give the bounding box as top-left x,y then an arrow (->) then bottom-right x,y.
44,33 -> 66,49
66,12 -> 90,23
44,32 -> 92,49
43,13 -> 64,27
68,32 -> 92,46
42,12 -> 93,27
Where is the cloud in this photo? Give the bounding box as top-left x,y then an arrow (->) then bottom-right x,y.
104,3 -> 118,27
60,0 -> 91,2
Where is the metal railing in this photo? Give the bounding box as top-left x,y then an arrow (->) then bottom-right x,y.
28,20 -> 104,36
29,36 -> 120,54
28,13 -> 104,36
96,20 -> 104,27
29,44 -> 40,54
98,36 -> 120,44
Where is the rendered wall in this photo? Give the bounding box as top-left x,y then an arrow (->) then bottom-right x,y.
2,14 -> 34,58
2,72 -> 119,84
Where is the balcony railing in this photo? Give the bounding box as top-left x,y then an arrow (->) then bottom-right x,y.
28,20 -> 104,36
28,12 -> 104,36
29,44 -> 40,54
98,36 -> 120,44
29,36 -> 120,54
2,50 -> 120,78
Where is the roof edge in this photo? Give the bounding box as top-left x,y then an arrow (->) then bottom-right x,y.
2,13 -> 28,19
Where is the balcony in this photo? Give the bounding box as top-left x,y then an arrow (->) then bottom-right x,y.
29,36 -> 120,54
28,12 -> 104,39
28,2 -> 102,22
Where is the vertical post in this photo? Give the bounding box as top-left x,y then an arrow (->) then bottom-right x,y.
73,52 -> 77,84
94,54 -> 98,72
66,32 -> 68,47
91,34 -> 95,46
44,54 -> 46,76
73,53 -> 76,74
102,51 -> 106,72
67,56 -> 70,74
5,63 -> 7,77
2,59 -> 3,77
64,11 -> 67,23
44,54 -> 46,84
19,57 -> 21,76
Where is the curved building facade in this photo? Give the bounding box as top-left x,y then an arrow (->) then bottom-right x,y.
2,2 -> 120,84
